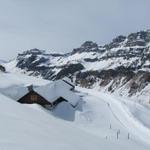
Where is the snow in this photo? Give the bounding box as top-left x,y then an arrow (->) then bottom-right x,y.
75,87 -> 150,146
0,90 -> 149,150
35,80 -> 80,106
0,72 -> 50,100
0,72 -> 150,149
0,94 -> 103,150
52,101 -> 76,121
147,42 -> 150,46
62,77 -> 75,88
0,72 -> 49,88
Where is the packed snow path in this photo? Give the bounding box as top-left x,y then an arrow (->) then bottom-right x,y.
76,87 -> 150,145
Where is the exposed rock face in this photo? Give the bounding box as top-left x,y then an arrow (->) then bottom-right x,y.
55,63 -> 84,80
0,65 -> 5,72
6,29 -> 150,102
72,41 -> 99,54
76,68 -> 150,96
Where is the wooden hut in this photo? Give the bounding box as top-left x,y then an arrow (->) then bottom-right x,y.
17,79 -> 80,109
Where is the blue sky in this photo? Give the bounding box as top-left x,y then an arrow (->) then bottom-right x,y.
0,0 -> 150,60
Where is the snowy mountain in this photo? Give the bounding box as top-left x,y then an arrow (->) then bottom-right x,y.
5,29 -> 150,103
0,71 -> 150,149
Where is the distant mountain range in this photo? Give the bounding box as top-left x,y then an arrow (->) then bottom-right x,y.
3,29 -> 150,102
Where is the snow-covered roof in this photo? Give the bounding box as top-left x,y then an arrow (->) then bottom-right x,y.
62,77 -> 75,89
35,80 -> 80,106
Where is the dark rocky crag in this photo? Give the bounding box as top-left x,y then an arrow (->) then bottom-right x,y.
0,65 -> 6,72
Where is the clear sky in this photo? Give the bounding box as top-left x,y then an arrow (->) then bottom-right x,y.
0,0 -> 150,60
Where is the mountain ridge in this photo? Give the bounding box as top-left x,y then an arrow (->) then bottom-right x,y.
4,29 -> 150,103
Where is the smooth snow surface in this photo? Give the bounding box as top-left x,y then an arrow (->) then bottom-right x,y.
52,101 -> 75,121
0,72 -> 150,149
0,72 -> 50,100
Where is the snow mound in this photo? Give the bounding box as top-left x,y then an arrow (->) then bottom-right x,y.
52,101 -> 75,121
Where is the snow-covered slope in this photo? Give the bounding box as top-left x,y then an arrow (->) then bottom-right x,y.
0,92 -> 149,150
76,88 -> 150,145
0,94 -> 101,150
4,29 -> 150,103
0,71 -> 150,149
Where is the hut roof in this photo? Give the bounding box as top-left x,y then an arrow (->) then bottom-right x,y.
62,77 -> 75,89
34,79 -> 80,106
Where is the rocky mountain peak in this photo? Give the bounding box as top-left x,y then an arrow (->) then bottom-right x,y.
112,35 -> 126,43
125,30 -> 150,47
104,30 -> 150,49
128,30 -> 150,41
80,41 -> 98,49
104,35 -> 126,49
72,41 -> 99,54
20,48 -> 46,56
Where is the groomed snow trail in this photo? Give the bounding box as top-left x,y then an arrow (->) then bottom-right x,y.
77,87 -> 150,145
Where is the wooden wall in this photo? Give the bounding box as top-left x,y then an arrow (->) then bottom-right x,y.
18,91 -> 52,106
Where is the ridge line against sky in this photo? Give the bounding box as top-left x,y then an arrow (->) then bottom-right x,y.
0,0 -> 150,60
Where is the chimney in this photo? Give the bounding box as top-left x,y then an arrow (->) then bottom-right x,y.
27,85 -> 34,92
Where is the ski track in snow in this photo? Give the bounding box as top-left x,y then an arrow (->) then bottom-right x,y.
79,88 -> 150,145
